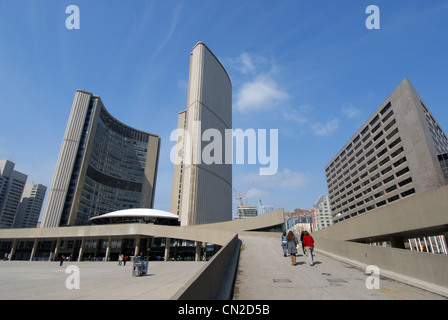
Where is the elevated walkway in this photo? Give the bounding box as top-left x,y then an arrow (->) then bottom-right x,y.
234,233 -> 446,300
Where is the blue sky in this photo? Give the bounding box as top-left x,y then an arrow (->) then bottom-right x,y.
1,1 -> 447,218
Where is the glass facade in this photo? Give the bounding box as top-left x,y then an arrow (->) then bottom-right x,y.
58,92 -> 160,226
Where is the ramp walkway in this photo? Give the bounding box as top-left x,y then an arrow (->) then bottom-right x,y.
233,233 -> 446,300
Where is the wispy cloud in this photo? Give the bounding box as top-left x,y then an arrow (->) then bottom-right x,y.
238,52 -> 256,74
134,2 -> 156,37
281,105 -> 311,124
230,52 -> 269,75
341,104 -> 361,119
310,118 -> 339,136
152,2 -> 183,59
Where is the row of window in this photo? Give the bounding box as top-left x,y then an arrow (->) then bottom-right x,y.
328,113 -> 403,206
326,102 -> 393,174
332,170 -> 413,216
421,101 -> 448,155
99,108 -> 150,143
333,187 -> 416,223
74,176 -> 142,225
324,101 -> 418,220
90,117 -> 148,183
326,109 -> 395,185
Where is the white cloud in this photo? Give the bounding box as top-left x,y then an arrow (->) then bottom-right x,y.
229,52 -> 289,113
310,118 -> 339,136
235,75 -> 289,113
341,104 -> 361,119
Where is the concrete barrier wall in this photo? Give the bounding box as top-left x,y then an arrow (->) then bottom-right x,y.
171,234 -> 241,300
315,237 -> 448,296
314,185 -> 448,242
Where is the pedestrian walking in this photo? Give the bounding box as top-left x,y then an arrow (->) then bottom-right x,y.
286,231 -> 298,266
300,230 -> 306,255
59,255 -> 65,267
118,254 -> 123,266
123,255 -> 127,266
281,232 -> 288,257
302,231 -> 315,266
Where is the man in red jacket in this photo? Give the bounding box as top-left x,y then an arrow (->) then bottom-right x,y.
302,231 -> 315,266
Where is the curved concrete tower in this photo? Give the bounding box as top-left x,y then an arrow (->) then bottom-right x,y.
41,90 -> 160,228
172,42 -> 232,226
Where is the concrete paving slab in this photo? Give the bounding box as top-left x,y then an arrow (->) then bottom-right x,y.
0,260 -> 205,300
233,234 -> 447,300
2,233 -> 446,301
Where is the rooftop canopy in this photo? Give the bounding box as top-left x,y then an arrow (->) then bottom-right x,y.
89,208 -> 180,226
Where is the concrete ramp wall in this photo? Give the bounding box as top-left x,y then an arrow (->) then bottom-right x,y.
171,234 -> 241,300
313,185 -> 448,297
315,238 -> 448,296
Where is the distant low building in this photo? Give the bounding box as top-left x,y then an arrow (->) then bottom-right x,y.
14,184 -> 47,228
259,204 -> 274,215
0,160 -> 27,229
311,195 -> 333,231
284,208 -> 313,229
234,206 -> 257,220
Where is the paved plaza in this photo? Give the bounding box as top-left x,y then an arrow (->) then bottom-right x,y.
0,233 -> 446,300
0,260 -> 204,300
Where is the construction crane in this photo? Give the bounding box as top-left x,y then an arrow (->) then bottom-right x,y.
234,181 -> 255,207
234,182 -> 255,219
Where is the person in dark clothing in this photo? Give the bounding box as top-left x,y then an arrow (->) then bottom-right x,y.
300,230 -> 306,255
302,231 -> 315,266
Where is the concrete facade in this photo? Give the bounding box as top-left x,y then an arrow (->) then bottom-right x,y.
170,110 -> 187,216
326,78 -> 448,223
40,90 -> 160,228
171,42 -> 232,226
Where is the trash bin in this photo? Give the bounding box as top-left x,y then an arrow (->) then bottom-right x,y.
132,257 -> 148,277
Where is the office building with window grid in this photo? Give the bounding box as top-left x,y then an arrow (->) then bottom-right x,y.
326,78 -> 448,224
14,184 -> 47,228
41,90 -> 160,228
0,160 -> 27,228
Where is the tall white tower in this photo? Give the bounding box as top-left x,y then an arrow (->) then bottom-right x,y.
171,42 -> 232,226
